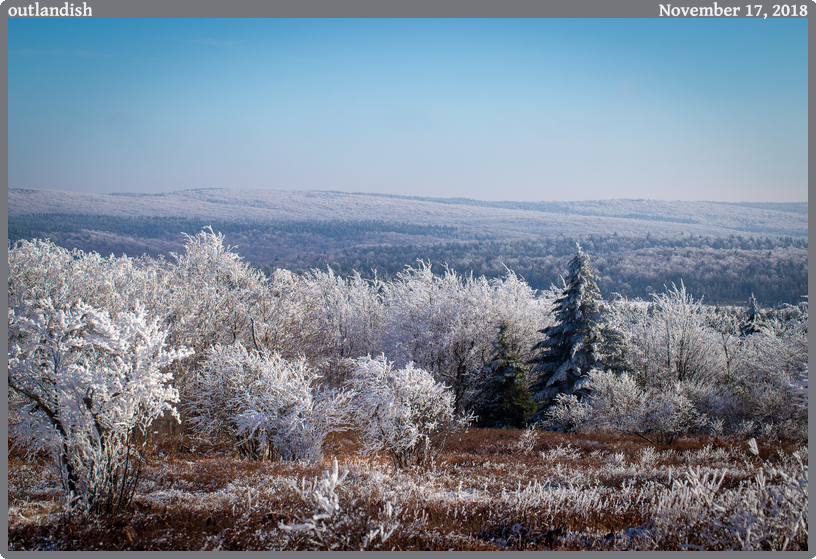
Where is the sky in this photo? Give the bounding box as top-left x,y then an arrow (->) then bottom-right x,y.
7,18 -> 808,202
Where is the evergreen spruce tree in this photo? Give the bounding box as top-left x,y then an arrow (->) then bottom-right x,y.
741,292 -> 766,336
471,322 -> 536,429
528,244 -> 626,414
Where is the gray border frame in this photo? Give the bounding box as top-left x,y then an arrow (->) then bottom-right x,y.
2,1 -> 811,556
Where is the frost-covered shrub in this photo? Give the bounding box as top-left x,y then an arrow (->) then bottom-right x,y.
545,370 -> 711,443
235,359 -> 354,463
672,379 -> 731,433
280,458 -> 401,550
611,284 -> 722,389
611,286 -> 808,440
184,343 -> 255,449
8,239 -> 78,308
637,385 -> 711,444
8,300 -> 189,513
543,393 -> 591,433
574,369 -> 646,434
649,459 -> 809,550
513,426 -> 539,455
725,329 -> 808,439
349,355 -> 470,468
186,343 -> 353,462
248,268 -> 323,361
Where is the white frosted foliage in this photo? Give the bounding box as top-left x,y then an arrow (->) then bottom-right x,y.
8,300 -> 190,511
349,355 -> 470,468
187,342 -> 354,463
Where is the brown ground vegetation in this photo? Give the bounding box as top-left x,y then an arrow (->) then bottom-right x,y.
7,429 -> 808,551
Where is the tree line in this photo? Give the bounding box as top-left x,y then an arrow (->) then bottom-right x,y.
8,213 -> 458,243
264,236 -> 807,305
9,213 -> 807,305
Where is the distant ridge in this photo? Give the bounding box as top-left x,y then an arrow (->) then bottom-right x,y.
347,190 -> 808,218
722,201 -> 809,215
7,187 -> 808,239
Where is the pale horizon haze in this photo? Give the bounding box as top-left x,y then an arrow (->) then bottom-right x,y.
7,18 -> 808,203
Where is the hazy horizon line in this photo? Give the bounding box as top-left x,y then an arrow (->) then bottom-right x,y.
8,186 -> 809,206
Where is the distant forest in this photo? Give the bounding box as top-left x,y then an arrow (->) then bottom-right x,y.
347,192 -> 810,218
8,213 -> 808,306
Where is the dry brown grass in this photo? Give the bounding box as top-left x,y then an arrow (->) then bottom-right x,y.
7,429 -> 808,551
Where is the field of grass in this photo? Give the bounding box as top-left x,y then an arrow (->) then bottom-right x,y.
7,429 -> 807,551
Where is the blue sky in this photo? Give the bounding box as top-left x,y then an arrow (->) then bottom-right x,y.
8,18 -> 807,202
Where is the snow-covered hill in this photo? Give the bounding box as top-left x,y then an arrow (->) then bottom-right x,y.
7,188 -> 808,239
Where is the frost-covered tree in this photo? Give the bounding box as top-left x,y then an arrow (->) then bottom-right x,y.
166,227 -> 267,355
528,244 -> 626,410
706,306 -> 748,382
741,293 -> 766,336
649,282 -> 722,385
247,268 -> 322,361
468,322 -> 536,429
788,364 -> 808,411
185,343 -> 353,462
378,262 -> 543,412
8,300 -> 190,512
348,355 -> 470,468
8,239 -> 173,322
300,268 -> 384,378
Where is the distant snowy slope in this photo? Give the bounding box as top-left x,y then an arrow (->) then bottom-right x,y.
7,188 -> 808,239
